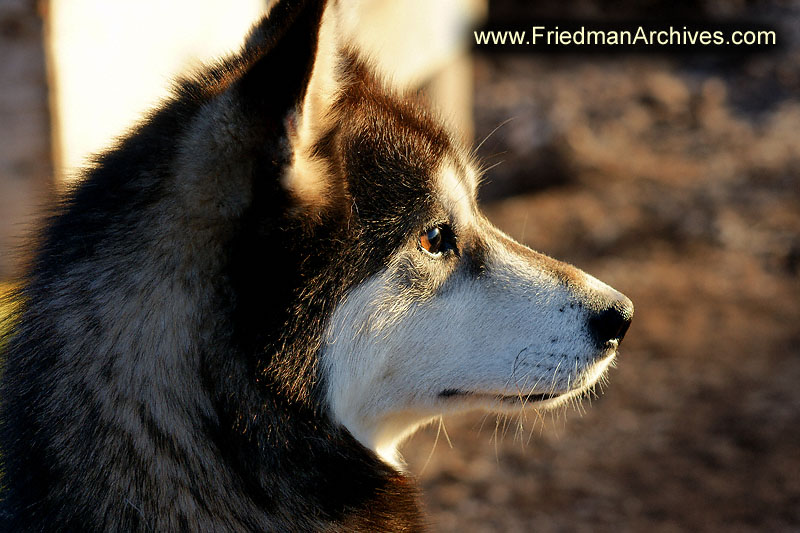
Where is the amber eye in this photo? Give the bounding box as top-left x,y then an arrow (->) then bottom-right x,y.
419,227 -> 444,255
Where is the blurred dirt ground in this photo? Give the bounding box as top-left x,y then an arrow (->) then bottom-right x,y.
400,4 -> 800,532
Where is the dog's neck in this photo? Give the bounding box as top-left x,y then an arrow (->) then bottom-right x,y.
208,374 -> 425,530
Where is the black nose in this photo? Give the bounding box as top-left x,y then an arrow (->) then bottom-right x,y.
589,296 -> 634,346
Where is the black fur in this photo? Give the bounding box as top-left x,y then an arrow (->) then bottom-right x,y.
0,0 -> 467,530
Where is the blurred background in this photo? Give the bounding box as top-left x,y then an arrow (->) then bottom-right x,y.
1,0 -> 799,531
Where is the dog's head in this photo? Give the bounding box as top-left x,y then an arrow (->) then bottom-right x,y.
180,0 -> 632,465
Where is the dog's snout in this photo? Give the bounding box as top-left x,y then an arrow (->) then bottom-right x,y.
589,295 -> 634,346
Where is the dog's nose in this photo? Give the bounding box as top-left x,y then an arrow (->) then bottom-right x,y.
589,295 -> 633,346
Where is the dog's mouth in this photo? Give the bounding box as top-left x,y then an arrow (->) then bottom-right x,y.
438,352 -> 617,407
438,389 -> 566,404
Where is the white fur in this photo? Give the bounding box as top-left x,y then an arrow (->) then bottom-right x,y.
439,163 -> 474,225
321,163 -> 624,466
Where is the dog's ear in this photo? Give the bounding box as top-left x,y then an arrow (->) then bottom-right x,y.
235,0 -> 344,211
233,0 -> 328,130
178,0 -> 345,219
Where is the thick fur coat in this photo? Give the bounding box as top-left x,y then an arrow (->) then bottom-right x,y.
0,1 -> 632,531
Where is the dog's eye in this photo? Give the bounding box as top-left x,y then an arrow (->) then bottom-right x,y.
420,227 -> 442,254
419,226 -> 455,257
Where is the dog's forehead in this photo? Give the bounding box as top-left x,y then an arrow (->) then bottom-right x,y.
332,81 -> 481,229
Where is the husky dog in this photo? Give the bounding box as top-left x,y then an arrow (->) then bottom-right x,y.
0,0 -> 632,531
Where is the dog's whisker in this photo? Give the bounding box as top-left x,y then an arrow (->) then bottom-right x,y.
476,411 -> 495,438
472,117 -> 515,156
526,409 -> 546,446
479,159 -> 506,175
440,418 -> 453,449
492,416 -> 502,463
418,416 -> 444,476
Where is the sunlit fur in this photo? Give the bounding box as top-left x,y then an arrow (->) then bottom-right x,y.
0,1 -> 631,531
321,159 -> 627,466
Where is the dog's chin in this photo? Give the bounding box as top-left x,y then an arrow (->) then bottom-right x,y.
344,351 -> 618,468
439,350 -> 618,413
